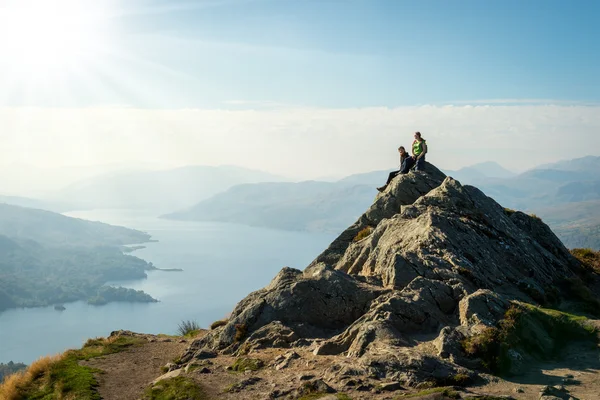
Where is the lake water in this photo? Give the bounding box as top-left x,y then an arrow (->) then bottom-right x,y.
0,210 -> 336,364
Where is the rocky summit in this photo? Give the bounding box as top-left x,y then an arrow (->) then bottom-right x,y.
171,162 -> 600,399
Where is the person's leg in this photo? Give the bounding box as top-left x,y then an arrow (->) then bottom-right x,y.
386,170 -> 400,184
414,155 -> 426,171
378,170 -> 399,191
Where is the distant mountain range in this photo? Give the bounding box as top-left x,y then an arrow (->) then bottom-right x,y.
163,157 -> 600,250
43,165 -> 286,213
0,203 -> 150,247
164,181 -> 374,232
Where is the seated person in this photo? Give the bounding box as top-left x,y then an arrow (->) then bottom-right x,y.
377,146 -> 414,192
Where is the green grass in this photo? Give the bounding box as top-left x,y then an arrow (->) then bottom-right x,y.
462,303 -> 598,375
144,377 -> 207,400
177,320 -> 201,337
230,357 -> 264,372
4,336 -> 144,400
395,387 -> 460,399
353,226 -> 373,242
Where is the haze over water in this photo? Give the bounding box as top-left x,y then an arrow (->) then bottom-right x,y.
0,210 -> 335,364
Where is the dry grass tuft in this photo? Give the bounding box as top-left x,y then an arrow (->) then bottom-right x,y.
353,226 -> 373,242
0,354 -> 63,400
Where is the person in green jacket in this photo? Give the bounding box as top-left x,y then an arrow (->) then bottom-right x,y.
412,131 -> 427,171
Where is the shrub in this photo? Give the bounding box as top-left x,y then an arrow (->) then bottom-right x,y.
177,320 -> 201,337
210,319 -> 228,330
353,226 -> 373,242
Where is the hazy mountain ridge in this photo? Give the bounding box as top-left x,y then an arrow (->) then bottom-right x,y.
0,203 -> 150,247
163,157 -> 600,249
163,181 -> 376,232
49,165 -> 287,212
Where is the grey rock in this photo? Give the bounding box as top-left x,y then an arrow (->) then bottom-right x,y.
176,165 -> 586,386
151,369 -> 182,385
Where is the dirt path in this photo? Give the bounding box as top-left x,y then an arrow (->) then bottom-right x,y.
81,335 -> 188,400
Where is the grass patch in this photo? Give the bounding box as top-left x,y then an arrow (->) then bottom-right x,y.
230,357 -> 264,372
395,387 -> 460,399
353,226 -> 373,242
462,303 -> 597,375
177,320 -> 201,337
503,208 -> 516,216
144,376 -> 207,400
571,248 -> 600,273
529,213 -> 542,221
0,335 -> 144,400
210,319 -> 228,330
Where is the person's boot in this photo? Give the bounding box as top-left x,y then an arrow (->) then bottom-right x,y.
377,185 -> 387,192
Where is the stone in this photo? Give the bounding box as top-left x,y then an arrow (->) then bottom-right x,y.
151,369 -> 182,385
175,166 -> 591,387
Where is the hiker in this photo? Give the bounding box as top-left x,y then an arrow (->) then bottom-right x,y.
377,146 -> 415,192
412,131 -> 427,171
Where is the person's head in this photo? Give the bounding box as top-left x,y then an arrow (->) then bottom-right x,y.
414,131 -> 422,141
398,146 -> 406,155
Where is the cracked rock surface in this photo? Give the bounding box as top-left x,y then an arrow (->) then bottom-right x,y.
179,162 -> 589,387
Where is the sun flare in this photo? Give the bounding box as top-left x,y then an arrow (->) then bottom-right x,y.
0,0 -> 112,78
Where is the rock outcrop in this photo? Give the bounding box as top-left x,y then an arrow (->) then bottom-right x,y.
179,162 -> 589,388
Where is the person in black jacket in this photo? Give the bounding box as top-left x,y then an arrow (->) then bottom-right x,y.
377,146 -> 415,192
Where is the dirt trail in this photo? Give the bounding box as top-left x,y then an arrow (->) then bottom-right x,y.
81,325 -> 600,400
81,335 -> 188,400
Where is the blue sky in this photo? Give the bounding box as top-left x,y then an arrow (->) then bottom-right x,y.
0,0 -> 599,182
1,0 -> 599,108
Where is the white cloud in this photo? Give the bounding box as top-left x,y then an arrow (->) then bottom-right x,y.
0,105 -> 599,185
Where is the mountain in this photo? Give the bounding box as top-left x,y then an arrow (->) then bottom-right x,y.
163,181 -> 376,232
163,157 -> 600,249
536,155 -> 600,172
51,165 -> 287,212
0,204 -> 156,312
0,203 -> 150,247
0,194 -> 73,213
535,199 -> 600,249
173,163 -> 600,396
4,163 -> 600,399
445,161 -> 516,182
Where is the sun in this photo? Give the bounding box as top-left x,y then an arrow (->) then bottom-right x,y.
0,0 -> 111,79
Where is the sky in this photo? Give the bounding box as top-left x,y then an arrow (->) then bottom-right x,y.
0,0 -> 599,189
